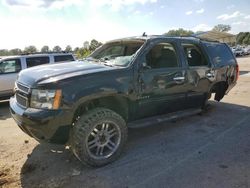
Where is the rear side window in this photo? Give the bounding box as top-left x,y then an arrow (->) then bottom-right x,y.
181,43 -> 208,66
204,42 -> 236,66
26,56 -> 49,68
0,59 -> 21,74
54,55 -> 74,62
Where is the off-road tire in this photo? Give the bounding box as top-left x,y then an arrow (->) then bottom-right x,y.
71,107 -> 127,167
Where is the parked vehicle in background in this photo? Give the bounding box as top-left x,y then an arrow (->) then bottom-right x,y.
234,47 -> 245,57
243,46 -> 250,55
10,35 -> 238,167
231,47 -> 236,56
0,53 -> 75,100
231,46 -> 249,57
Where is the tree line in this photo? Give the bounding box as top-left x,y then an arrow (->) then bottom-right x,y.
0,39 -> 102,59
1,24 -> 249,57
164,25 -> 250,45
164,24 -> 231,36
236,32 -> 250,45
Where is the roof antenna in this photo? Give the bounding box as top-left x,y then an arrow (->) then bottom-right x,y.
142,32 -> 147,37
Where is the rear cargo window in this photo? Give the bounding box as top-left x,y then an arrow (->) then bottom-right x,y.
26,56 -> 49,68
204,43 -> 236,66
54,55 -> 74,62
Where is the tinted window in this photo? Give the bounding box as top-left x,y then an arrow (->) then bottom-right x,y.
26,56 -> 49,68
204,42 -> 236,66
54,55 -> 74,62
182,43 -> 208,66
146,43 -> 178,69
0,59 -> 21,74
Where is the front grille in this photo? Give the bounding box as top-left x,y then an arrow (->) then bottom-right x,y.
16,93 -> 28,107
17,82 -> 29,94
15,82 -> 30,108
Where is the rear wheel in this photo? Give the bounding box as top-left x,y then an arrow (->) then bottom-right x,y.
71,107 -> 127,167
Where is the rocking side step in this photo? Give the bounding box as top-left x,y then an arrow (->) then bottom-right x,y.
128,108 -> 202,128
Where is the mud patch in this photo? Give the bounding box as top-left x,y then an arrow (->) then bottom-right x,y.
0,167 -> 14,187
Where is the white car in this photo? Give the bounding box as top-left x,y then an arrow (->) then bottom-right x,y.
0,53 -> 75,100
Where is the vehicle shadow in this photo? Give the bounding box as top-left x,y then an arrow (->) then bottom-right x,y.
0,100 -> 11,120
20,101 -> 250,188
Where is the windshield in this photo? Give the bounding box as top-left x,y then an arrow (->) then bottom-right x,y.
88,40 -> 145,67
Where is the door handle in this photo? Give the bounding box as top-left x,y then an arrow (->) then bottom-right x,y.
206,72 -> 214,78
173,76 -> 185,81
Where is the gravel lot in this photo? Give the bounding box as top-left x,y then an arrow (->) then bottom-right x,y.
0,57 -> 250,188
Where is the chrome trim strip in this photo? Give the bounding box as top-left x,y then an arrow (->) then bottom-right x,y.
16,82 -> 30,94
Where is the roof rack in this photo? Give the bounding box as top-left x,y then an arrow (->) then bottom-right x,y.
20,51 -> 72,56
188,35 -> 220,43
147,34 -> 220,42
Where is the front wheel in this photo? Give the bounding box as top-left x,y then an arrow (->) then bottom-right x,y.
71,108 -> 127,167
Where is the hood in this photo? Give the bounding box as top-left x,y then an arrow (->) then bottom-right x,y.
18,61 -> 116,86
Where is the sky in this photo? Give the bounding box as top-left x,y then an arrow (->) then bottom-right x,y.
0,0 -> 250,50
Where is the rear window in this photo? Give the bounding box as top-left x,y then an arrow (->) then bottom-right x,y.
204,42 -> 236,66
54,55 -> 74,62
0,59 -> 21,74
26,56 -> 49,68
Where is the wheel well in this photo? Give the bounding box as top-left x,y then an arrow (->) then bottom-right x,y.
210,81 -> 228,101
72,96 -> 129,123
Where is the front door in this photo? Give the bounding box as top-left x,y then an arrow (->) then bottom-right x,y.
135,40 -> 188,119
0,58 -> 22,97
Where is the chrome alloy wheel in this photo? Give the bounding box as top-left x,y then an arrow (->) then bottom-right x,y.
86,122 -> 121,159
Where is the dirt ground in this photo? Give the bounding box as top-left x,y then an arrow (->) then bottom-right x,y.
0,57 -> 250,188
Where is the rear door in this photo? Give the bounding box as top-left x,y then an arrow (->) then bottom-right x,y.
203,42 -> 238,94
180,42 -> 212,108
135,39 -> 189,119
0,58 -> 22,97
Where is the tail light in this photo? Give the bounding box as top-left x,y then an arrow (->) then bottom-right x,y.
236,64 -> 239,81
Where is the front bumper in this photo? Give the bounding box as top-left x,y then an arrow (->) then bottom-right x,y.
9,97 -> 72,144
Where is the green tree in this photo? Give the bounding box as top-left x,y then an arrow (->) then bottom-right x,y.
9,48 -> 22,55
0,49 -> 9,56
74,47 -> 79,53
89,39 -> 102,51
242,33 -> 250,45
76,48 -> 91,59
237,32 -> 249,44
65,45 -> 72,52
213,24 -> 231,32
165,28 -> 194,36
53,45 -> 62,52
41,45 -> 50,53
24,45 -> 37,53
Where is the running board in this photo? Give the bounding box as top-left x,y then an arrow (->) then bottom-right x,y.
128,108 -> 202,128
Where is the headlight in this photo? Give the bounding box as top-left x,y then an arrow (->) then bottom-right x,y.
30,89 -> 62,109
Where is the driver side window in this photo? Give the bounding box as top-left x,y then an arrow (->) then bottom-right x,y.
146,42 -> 178,69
